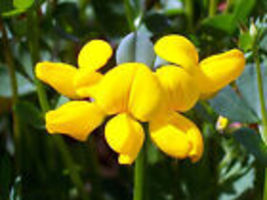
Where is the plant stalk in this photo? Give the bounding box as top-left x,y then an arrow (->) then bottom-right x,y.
253,43 -> 267,200
124,0 -> 136,31
0,17 -> 21,171
133,125 -> 147,200
184,0 -> 193,32
208,0 -> 217,17
27,6 -> 89,200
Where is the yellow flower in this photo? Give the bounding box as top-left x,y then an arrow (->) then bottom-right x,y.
36,41 -> 164,164
36,40 -> 112,99
35,35 -> 245,165
36,39 -> 113,141
154,34 -> 246,101
149,34 -> 245,162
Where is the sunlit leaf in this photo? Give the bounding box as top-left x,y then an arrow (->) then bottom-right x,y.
13,0 -> 34,9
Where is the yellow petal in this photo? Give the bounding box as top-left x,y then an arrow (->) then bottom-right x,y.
78,40 -> 112,71
149,112 -> 204,162
35,62 -> 78,98
154,35 -> 199,73
118,154 -> 137,165
216,116 -> 229,131
105,113 -> 144,164
74,68 -> 103,98
197,49 -> 245,93
46,101 -> 105,141
199,91 -> 217,100
156,65 -> 200,112
94,63 -> 136,114
128,63 -> 163,121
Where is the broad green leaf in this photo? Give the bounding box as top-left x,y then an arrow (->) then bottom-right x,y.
209,86 -> 259,123
0,67 -> 36,98
13,0 -> 34,9
237,63 -> 267,117
116,32 -> 155,67
202,14 -> 236,34
233,128 -> 267,165
233,0 -> 255,23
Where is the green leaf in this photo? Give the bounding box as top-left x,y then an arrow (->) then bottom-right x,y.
239,32 -> 254,52
14,101 -> 44,128
0,67 -> 36,98
116,32 -> 155,67
209,86 -> 259,123
233,128 -> 267,165
233,0 -> 255,23
202,14 -> 236,34
236,63 -> 267,117
13,0 -> 34,9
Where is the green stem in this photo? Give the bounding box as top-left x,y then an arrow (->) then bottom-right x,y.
184,0 -> 193,32
27,6 -> 89,200
0,18 -> 21,171
124,0 -> 136,31
253,43 -> 267,200
264,168 -> 267,200
254,48 -> 267,143
208,0 -> 217,17
133,125 -> 147,200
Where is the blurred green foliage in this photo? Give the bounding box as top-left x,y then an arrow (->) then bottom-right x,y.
0,0 -> 267,199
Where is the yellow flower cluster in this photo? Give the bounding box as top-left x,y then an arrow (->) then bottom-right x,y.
35,34 -> 245,164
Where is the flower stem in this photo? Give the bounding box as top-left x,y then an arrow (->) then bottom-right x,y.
208,0 -> 217,17
184,0 -> 193,32
253,42 -> 267,200
27,6 -> 89,200
124,0 -> 136,31
133,125 -> 147,200
254,48 -> 267,143
0,18 -> 21,171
